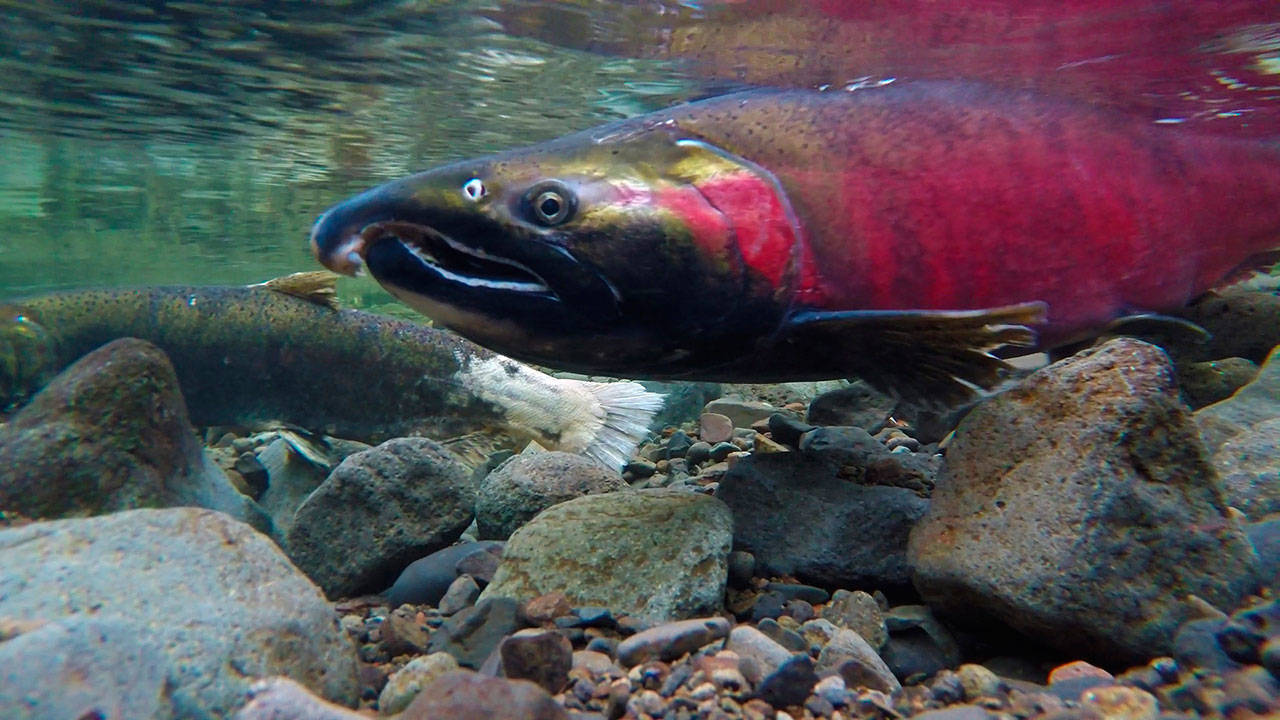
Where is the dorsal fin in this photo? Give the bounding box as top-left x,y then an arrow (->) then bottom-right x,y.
251,271 -> 340,309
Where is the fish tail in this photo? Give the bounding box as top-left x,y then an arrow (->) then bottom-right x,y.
576,381 -> 665,469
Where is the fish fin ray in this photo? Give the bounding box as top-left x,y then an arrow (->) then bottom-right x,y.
252,271 -> 341,310
778,302 -> 1047,407
1103,312 -> 1210,347
577,381 -> 665,469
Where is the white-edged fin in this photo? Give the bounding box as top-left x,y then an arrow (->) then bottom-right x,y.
576,381 -> 666,469
450,354 -> 664,469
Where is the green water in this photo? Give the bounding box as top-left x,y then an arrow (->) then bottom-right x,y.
0,1 -> 696,310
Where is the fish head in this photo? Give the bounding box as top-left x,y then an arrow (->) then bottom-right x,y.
310,120 -> 800,376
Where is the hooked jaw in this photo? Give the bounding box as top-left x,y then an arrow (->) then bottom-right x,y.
308,177 -> 622,336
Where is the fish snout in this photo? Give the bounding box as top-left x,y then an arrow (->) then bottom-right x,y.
309,206 -> 368,276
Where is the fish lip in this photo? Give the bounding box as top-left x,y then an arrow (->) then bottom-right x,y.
360,220 -> 556,297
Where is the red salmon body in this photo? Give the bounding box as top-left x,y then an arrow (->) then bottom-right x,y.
311,82 -> 1280,403
671,84 -> 1280,348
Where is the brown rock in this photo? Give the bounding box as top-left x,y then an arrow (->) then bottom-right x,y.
700,413 -> 734,444
1049,660 -> 1113,685
521,592 -> 573,625
500,629 -> 573,694
402,670 -> 567,720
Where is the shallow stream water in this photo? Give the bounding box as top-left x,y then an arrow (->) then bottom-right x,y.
4,1 -> 1279,310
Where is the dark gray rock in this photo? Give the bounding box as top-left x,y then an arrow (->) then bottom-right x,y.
0,338 -> 269,532
286,437 -> 476,597
479,489 -> 732,625
255,437 -> 327,537
1197,345 -> 1280,450
400,670 -> 567,720
718,450 -> 929,591
1175,287 -> 1280,364
1214,418 -> 1280,519
749,591 -> 787,622
727,550 -> 756,589
1178,358 -> 1259,409
800,426 -> 939,495
807,379 -> 896,432
428,597 -> 524,669
909,339 -> 1261,664
758,618 -> 808,654
476,452 -> 627,540
638,381 -> 721,431
768,413 -> 815,447
0,508 -> 359,720
1174,617 -> 1241,674
759,654 -> 819,709
615,617 -> 731,667
1248,518 -> 1280,589
385,541 -> 505,607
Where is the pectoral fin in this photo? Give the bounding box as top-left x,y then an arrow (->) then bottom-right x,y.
776,302 -> 1047,406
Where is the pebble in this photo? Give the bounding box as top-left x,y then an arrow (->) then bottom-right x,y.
726,625 -> 794,680
816,628 -> 901,693
686,441 -> 713,466
704,399 -> 781,428
1080,685 -> 1159,720
399,670 -> 566,720
665,431 -> 694,458
727,551 -> 756,589
764,582 -> 830,605
955,663 -> 1002,699
758,653 -> 819,709
437,575 -> 480,615
623,460 -> 656,479
711,440 -> 742,461
700,413 -> 735,444
767,413 -> 815,447
500,629 -> 574,695
758,618 -> 808,653
616,617 -> 731,667
378,653 -> 459,716
522,592 -> 573,625
823,589 -> 888,649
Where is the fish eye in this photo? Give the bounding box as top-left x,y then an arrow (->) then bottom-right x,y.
524,180 -> 576,226
462,178 -> 486,201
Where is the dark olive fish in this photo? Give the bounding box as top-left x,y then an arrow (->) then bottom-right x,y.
1,274 -> 662,468
310,83 -> 1280,404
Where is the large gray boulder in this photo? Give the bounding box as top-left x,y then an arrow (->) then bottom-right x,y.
0,337 -> 269,532
286,437 -> 476,597
909,339 -> 1260,664
0,508 -> 360,720
479,489 -> 732,625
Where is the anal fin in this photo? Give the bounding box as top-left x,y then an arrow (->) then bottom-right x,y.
777,302 -> 1047,407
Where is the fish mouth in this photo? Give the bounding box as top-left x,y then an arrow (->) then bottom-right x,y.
361,221 -> 554,297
